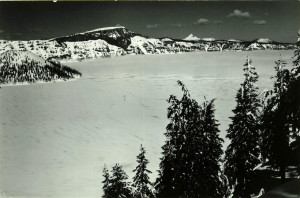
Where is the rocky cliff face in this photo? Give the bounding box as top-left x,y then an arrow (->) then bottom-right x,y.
53,26 -> 140,49
0,27 -> 296,62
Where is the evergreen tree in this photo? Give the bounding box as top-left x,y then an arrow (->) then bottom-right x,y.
290,31 -> 300,169
155,139 -> 177,198
260,31 -> 300,182
290,30 -> 300,136
156,81 -> 192,198
156,81 -> 224,198
103,163 -> 132,198
292,30 -> 300,74
187,99 -> 225,198
224,57 -> 261,197
260,58 -> 291,183
132,145 -> 154,198
102,164 -> 112,198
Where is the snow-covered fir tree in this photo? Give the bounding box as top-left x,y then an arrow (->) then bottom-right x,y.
292,30 -> 300,75
260,31 -> 300,183
291,30 -> 300,135
155,139 -> 177,198
156,81 -> 192,198
156,81 -> 224,198
132,145 -> 154,198
187,99 -> 225,198
290,31 -> 300,168
102,164 -> 132,198
224,57 -> 261,197
102,164 -> 111,198
260,58 -> 291,183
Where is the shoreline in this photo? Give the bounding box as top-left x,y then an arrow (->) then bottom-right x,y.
0,76 -> 81,88
60,49 -> 295,64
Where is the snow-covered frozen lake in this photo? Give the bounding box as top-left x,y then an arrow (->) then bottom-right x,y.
0,50 -> 294,198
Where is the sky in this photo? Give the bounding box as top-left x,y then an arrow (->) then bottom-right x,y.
0,1 -> 300,42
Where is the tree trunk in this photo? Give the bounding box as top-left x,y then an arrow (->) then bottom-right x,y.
280,165 -> 286,184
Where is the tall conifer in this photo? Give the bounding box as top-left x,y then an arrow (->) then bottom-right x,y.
102,164 -> 111,198
132,145 -> 154,198
224,57 -> 261,197
157,81 -> 224,198
103,164 -> 132,198
261,31 -> 300,182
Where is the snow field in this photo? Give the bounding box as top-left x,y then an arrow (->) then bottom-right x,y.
0,50 -> 294,197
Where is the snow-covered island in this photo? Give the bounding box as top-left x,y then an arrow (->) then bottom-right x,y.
0,50 -> 81,85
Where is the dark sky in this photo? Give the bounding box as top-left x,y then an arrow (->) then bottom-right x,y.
0,1 -> 300,42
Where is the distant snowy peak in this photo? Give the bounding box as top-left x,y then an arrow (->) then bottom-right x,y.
201,38 -> 215,42
184,34 -> 200,41
255,38 -> 274,44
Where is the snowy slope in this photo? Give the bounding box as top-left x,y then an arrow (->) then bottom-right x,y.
128,36 -> 164,54
0,49 -> 47,66
0,39 -> 125,60
0,40 -> 65,60
64,40 -> 125,59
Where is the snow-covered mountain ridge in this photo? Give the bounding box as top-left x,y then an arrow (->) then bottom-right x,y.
53,26 -> 139,49
0,26 -> 296,61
